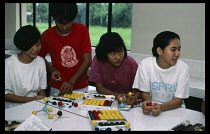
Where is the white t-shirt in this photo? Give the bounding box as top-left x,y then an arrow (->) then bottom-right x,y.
5,55 -> 47,109
132,57 -> 189,106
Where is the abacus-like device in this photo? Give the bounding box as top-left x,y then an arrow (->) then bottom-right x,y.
46,91 -> 86,108
88,109 -> 131,131
80,93 -> 115,110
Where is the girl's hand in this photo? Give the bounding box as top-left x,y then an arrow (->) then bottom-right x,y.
151,103 -> 162,116
142,100 -> 154,115
116,94 -> 126,103
125,94 -> 137,105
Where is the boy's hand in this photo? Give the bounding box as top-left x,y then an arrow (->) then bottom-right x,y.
59,81 -> 74,95
51,70 -> 62,83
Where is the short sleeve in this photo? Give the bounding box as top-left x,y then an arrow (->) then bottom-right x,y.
5,60 -> 13,95
88,56 -> 103,83
129,57 -> 138,86
39,57 -> 47,89
81,25 -> 92,53
132,59 -> 150,92
174,64 -> 190,99
39,30 -> 49,58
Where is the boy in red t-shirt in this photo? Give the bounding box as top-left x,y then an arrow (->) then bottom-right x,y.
39,3 -> 92,95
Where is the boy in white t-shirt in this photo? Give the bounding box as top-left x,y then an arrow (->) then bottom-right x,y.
5,25 -> 47,109
132,31 -> 189,116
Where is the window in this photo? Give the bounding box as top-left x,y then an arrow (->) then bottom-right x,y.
89,3 -> 108,47
111,3 -> 133,50
25,3 -> 133,50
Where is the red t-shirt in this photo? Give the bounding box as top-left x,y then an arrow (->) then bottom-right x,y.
39,23 -> 92,90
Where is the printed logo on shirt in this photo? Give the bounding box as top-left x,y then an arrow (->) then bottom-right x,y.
150,81 -> 176,102
150,81 -> 177,93
60,46 -> 78,68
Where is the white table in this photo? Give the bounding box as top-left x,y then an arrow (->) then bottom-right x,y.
5,98 -> 205,131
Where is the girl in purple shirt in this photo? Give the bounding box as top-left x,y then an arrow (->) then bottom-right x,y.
89,32 -> 141,104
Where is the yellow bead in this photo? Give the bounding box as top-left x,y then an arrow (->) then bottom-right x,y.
113,116 -> 118,119
5,127 -> 9,131
32,111 -> 37,115
48,114 -> 53,119
118,115 -> 124,119
91,120 -> 97,126
125,122 -> 130,128
119,97 -> 123,101
197,129 -> 203,131
48,107 -> 53,112
100,116 -> 105,120
105,116 -> 109,119
67,94 -> 71,98
128,92 -> 133,95
43,97 -> 48,102
63,93 -> 68,97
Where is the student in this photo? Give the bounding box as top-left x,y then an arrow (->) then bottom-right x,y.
39,3 -> 92,96
5,25 -> 47,109
89,32 -> 141,105
132,31 -> 189,116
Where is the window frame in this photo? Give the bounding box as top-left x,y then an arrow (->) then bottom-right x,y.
22,3 -> 131,49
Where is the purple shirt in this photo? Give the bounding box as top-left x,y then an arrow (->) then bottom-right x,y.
89,56 -> 138,94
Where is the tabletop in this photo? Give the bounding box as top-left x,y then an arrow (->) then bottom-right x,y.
5,95 -> 205,131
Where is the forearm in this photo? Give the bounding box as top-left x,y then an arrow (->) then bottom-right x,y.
38,89 -> 46,97
159,98 -> 183,111
5,94 -> 35,103
133,88 -> 141,99
141,91 -> 152,101
95,83 -> 120,98
68,53 -> 92,85
69,62 -> 90,85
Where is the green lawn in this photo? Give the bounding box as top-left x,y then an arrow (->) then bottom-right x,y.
28,22 -> 131,50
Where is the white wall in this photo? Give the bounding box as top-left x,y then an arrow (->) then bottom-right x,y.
5,3 -> 27,50
131,3 -> 205,61
5,3 -> 19,49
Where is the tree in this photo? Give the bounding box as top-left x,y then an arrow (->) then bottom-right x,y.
89,3 -> 108,26
75,3 -> 86,25
36,3 -> 49,23
112,3 -> 133,27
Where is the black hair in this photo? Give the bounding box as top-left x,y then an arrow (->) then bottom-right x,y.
13,25 -> 41,51
95,32 -> 127,62
152,31 -> 180,58
50,3 -> 78,23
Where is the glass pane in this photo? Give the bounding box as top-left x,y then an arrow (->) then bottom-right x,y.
89,3 -> 108,46
36,3 -> 49,34
26,3 -> 33,25
111,3 -> 133,50
75,3 -> 86,25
